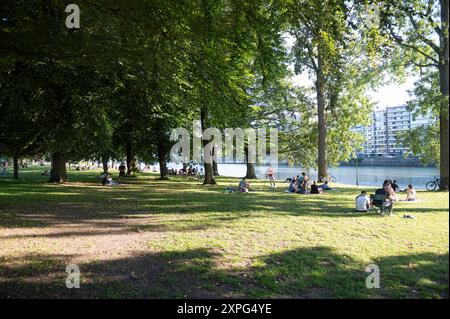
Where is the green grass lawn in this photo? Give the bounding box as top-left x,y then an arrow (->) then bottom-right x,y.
0,166 -> 448,299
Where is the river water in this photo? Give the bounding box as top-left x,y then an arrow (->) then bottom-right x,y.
215,164 -> 439,190
166,163 -> 438,189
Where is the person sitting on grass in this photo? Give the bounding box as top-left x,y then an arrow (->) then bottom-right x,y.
355,191 -> 370,212
405,184 -> 417,201
287,177 -> 298,193
310,180 -> 322,194
374,181 -> 395,215
296,180 -> 307,194
299,172 -> 309,189
384,180 -> 398,201
102,173 -> 108,185
391,180 -> 400,192
102,174 -> 118,186
239,177 -> 252,193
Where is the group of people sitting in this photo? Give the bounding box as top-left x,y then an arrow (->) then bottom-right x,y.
169,166 -> 202,177
355,180 -> 418,214
75,165 -> 91,171
285,172 -> 332,194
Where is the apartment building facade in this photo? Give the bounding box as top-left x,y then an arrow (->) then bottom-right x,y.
353,106 -> 434,158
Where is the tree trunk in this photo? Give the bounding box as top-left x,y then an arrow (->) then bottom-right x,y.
316,54 -> 328,179
213,161 -> 219,176
203,163 -> 216,184
244,147 -> 257,179
201,106 -> 216,185
13,155 -> 19,179
157,139 -> 169,180
246,162 -> 257,179
102,156 -> 109,174
125,142 -> 136,176
439,64 -> 449,191
438,0 -> 449,191
49,152 -> 67,183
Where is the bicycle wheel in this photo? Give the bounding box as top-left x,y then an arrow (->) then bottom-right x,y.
426,181 -> 437,191
328,175 -> 337,183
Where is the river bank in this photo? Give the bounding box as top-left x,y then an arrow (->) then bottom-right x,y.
213,164 -> 439,190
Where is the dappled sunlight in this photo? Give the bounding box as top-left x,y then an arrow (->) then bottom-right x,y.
1,247 -> 447,298
0,168 -> 448,298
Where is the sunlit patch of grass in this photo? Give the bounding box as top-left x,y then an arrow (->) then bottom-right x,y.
0,166 -> 448,298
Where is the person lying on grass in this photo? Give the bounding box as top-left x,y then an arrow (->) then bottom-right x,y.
319,180 -> 333,191
239,177 -> 253,192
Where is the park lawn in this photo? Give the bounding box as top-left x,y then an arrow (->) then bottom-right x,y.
0,166 -> 448,299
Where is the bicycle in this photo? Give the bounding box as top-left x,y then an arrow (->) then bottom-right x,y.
317,174 -> 337,183
426,176 -> 441,191
328,174 -> 337,183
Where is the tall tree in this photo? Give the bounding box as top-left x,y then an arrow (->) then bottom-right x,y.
0,62 -> 45,179
288,0 -> 349,179
287,0 -> 379,177
376,0 -> 449,190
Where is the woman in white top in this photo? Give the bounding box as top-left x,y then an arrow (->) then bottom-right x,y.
405,184 -> 417,201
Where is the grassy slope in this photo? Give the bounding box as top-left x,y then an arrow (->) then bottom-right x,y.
0,166 -> 448,299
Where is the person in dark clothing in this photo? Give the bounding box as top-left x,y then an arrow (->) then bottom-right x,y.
391,180 -> 400,192
118,163 -> 126,178
310,180 -> 321,194
374,181 -> 394,215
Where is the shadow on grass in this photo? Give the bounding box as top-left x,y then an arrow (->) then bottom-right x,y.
1,170 -> 448,232
0,247 -> 447,299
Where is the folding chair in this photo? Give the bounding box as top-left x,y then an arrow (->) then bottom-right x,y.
370,194 -> 391,217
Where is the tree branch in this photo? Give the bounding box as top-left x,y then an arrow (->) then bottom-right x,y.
388,25 -> 439,64
406,11 -> 440,54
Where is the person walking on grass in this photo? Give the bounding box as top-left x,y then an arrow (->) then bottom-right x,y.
266,164 -> 276,189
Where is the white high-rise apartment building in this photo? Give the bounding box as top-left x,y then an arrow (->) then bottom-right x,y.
353,106 -> 434,157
